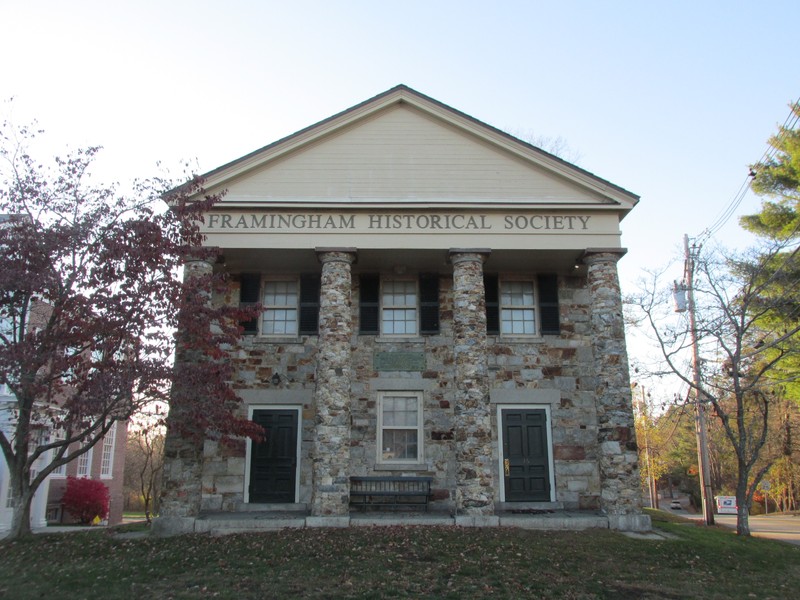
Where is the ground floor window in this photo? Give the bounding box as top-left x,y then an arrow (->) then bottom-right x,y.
378,392 -> 423,463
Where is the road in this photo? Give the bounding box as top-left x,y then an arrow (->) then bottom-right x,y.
711,513 -> 800,546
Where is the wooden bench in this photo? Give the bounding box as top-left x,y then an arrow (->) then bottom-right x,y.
350,476 -> 434,512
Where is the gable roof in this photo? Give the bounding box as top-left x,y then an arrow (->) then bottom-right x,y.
197,85 -> 639,215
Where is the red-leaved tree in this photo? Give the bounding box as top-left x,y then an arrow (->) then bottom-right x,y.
0,116 -> 261,539
61,476 -> 110,524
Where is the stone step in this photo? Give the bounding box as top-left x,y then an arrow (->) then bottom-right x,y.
234,502 -> 309,513
196,514 -> 307,534
499,513 -> 608,530
183,510 -> 645,536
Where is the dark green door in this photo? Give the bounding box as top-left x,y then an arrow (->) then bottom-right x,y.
249,410 -> 298,503
502,409 -> 551,502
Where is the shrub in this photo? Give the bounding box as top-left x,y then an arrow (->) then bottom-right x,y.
62,476 -> 110,524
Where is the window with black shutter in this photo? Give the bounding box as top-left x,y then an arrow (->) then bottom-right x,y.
299,274 -> 321,335
537,274 -> 560,335
239,273 -> 261,335
485,274 -> 560,336
484,274 -> 500,335
359,274 -> 380,334
419,273 -> 440,335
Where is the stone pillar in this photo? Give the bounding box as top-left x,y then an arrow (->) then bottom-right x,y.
153,257 -> 213,537
309,248 -> 356,525
449,249 -> 496,524
584,249 -> 649,531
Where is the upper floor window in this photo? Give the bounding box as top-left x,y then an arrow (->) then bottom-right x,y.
501,281 -> 537,335
239,274 -> 320,336
263,281 -> 298,335
51,429 -> 67,477
77,446 -> 92,477
382,280 -> 417,335
485,274 -> 560,336
359,274 -> 439,336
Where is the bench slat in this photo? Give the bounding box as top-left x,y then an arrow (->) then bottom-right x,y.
349,476 -> 433,512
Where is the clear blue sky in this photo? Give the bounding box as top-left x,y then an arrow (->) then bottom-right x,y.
2,1 -> 797,324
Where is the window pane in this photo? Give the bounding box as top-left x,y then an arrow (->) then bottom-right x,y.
382,430 -> 418,461
383,397 -> 419,426
382,308 -> 417,335
502,308 -> 536,334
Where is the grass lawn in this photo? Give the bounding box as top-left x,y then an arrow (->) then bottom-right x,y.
1,510 -> 798,599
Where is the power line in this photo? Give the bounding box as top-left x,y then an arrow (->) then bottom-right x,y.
697,98 -> 800,244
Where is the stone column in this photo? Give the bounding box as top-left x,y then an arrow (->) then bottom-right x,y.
309,248 -> 356,525
584,249 -> 649,531
449,249 -> 496,524
153,257 -> 213,537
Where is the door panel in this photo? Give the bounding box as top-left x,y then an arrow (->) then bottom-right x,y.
502,409 -> 551,502
249,410 -> 298,503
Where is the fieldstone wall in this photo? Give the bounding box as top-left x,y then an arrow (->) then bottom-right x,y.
311,250 -> 356,517
194,260 -> 645,524
486,274 -> 602,511
349,275 -> 457,510
584,250 -> 644,523
200,280 -> 318,512
450,251 -> 494,515
155,258 -> 214,536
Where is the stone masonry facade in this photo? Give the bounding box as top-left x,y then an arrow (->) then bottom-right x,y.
187,254 -> 643,522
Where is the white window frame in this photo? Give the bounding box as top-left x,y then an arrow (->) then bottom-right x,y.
380,279 -> 418,336
261,278 -> 299,337
377,391 -> 423,464
100,423 -> 117,479
50,430 -> 67,477
77,445 -> 93,478
500,278 -> 538,336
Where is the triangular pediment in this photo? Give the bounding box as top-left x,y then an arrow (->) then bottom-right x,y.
201,86 -> 638,214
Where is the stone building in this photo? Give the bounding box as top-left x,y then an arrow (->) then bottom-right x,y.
156,85 -> 649,534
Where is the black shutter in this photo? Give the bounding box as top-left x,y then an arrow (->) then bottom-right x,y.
359,274 -> 380,334
484,274 -> 499,335
239,273 -> 261,335
419,273 -> 440,335
299,274 -> 320,335
537,274 -> 560,335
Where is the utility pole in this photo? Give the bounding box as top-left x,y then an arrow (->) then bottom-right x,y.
684,234 -> 715,525
640,386 -> 658,508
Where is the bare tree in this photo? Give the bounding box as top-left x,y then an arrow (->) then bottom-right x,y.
124,416 -> 165,524
630,240 -> 800,535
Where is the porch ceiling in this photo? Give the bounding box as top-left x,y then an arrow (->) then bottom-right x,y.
215,247 -> 589,276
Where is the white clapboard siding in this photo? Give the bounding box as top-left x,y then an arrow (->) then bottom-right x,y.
222,105 -> 606,204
